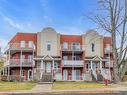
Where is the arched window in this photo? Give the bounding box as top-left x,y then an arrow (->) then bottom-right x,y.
91,43 -> 95,52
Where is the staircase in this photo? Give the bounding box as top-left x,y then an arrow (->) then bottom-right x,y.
91,70 -> 97,81
101,69 -> 111,80
39,73 -> 53,84
97,73 -> 103,81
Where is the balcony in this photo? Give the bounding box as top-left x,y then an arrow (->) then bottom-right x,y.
5,43 -> 36,51
61,44 -> 84,51
105,61 -> 113,68
62,60 -> 84,67
4,59 -> 34,67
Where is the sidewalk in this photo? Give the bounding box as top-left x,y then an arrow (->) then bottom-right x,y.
0,83 -> 127,94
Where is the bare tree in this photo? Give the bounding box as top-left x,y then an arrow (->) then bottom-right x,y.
87,0 -> 127,83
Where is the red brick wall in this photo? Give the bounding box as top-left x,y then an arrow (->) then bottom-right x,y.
103,37 -> 113,60
60,35 -> 82,45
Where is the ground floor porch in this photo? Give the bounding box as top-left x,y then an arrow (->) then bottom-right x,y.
1,67 -> 33,81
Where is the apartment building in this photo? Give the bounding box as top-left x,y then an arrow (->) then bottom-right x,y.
3,27 -> 113,81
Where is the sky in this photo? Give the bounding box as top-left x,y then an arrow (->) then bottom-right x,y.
0,0 -> 104,51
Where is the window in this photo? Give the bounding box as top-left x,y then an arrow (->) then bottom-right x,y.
54,62 -> 59,72
91,43 -> 95,52
63,42 -> 68,49
47,42 -> 51,51
28,55 -> 33,62
21,70 -> 25,76
28,41 -> 33,48
72,42 -> 80,50
20,55 -> 25,63
20,41 -> 25,48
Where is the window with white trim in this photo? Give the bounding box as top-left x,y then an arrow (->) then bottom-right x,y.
63,42 -> 68,49
20,41 -> 25,48
72,42 -> 80,50
28,55 -> 33,62
28,41 -> 33,48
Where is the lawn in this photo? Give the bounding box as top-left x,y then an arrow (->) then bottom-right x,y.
52,81 -> 111,90
0,81 -> 36,91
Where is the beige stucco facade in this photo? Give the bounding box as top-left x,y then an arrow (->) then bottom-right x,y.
82,30 -> 103,57
37,27 -> 60,56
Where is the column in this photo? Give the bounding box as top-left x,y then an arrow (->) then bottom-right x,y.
8,49 -> 10,81
90,60 -> 93,70
99,61 -> 102,70
3,68 -> 4,75
40,60 -> 43,79
20,50 -> 22,81
32,50 -> 34,80
52,59 -> 54,77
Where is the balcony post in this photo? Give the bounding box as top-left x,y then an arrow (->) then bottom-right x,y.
8,49 -> 10,81
52,59 -> 54,78
40,60 -> 43,79
20,50 -> 22,81
32,49 -> 34,80
3,68 -> 4,75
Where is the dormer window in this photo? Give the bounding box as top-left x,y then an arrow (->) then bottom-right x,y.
91,43 -> 95,52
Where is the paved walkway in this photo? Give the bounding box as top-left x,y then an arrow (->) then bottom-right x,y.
31,84 -> 52,93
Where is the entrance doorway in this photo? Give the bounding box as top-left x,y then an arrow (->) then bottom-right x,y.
28,70 -> 32,81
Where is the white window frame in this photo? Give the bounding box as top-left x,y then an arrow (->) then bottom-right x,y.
20,41 -> 25,48
72,42 -> 80,50
63,42 -> 68,49
20,55 -> 25,63
28,55 -> 33,63
28,41 -> 33,48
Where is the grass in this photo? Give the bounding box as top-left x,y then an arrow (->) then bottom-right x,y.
0,81 -> 36,91
52,81 -> 111,90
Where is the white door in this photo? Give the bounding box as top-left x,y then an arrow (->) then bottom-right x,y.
72,70 -> 80,80
63,70 -> 68,80
76,70 -> 80,80
72,70 -> 75,80
28,70 -> 32,81
44,62 -> 51,73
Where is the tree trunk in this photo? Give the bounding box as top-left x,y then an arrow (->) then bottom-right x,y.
112,31 -> 120,83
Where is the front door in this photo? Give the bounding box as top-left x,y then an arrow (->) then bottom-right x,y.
76,70 -> 80,80
63,70 -> 68,80
44,62 -> 51,73
72,70 -> 81,80
28,70 -> 32,81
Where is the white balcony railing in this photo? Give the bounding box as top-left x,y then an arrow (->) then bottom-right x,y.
5,43 -> 35,51
4,59 -> 34,67
61,44 -> 85,51
62,60 -> 84,67
105,61 -> 113,67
